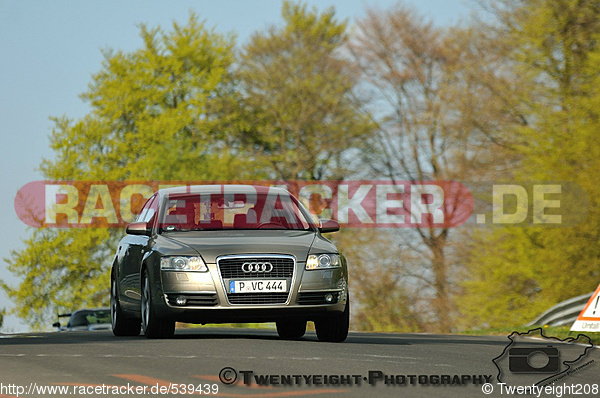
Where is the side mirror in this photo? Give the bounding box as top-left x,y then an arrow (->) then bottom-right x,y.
318,219 -> 339,233
126,222 -> 151,236
52,322 -> 60,328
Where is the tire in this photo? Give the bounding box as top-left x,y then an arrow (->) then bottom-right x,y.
315,295 -> 349,343
276,319 -> 307,340
141,269 -> 175,339
111,273 -> 141,336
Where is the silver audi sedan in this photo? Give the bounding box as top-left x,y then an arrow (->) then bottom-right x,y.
110,185 -> 349,341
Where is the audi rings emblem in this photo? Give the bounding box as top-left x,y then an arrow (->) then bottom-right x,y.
241,262 -> 273,273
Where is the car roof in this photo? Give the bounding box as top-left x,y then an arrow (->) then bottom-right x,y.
158,184 -> 290,196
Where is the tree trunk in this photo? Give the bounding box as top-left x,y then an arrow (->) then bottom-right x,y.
430,234 -> 452,332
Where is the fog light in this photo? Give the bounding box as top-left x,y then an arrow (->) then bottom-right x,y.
175,296 -> 187,306
325,293 -> 334,303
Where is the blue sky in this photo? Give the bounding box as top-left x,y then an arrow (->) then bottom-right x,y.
0,0 -> 472,332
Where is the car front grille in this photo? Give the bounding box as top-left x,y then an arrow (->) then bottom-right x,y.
218,256 -> 294,279
165,293 -> 218,307
297,291 -> 340,305
218,255 -> 295,305
227,293 -> 289,305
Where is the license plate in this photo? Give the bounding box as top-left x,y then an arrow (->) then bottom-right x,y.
229,280 -> 287,293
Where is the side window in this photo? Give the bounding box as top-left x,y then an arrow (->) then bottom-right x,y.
136,195 -> 157,223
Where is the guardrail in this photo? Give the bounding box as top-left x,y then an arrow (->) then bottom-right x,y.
527,292 -> 593,327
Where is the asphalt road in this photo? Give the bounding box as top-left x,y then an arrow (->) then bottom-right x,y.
1,328 -> 599,398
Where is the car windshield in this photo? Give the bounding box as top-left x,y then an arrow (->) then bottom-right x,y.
160,191 -> 314,231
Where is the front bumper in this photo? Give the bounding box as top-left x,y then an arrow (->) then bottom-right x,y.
154,257 -> 347,323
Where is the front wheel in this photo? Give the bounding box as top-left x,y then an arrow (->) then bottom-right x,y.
111,274 -> 141,336
141,269 -> 175,339
315,295 -> 349,343
276,319 -> 307,340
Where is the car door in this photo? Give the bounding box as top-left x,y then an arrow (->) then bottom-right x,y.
118,194 -> 159,311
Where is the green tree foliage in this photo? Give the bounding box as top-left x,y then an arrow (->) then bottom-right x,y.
458,0 -> 600,328
41,15 -> 245,181
237,1 -> 373,180
3,15 -> 249,328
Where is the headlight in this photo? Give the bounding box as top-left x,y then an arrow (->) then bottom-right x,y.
306,254 -> 341,270
160,256 -> 207,272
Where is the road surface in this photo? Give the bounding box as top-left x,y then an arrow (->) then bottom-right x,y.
1,328 -> 598,397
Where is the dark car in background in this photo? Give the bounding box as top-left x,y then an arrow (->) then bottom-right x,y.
110,185 -> 349,341
52,308 -> 111,331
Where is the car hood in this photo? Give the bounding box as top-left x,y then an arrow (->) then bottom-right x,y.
160,230 -> 317,263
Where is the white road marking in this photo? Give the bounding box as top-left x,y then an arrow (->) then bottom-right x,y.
359,354 -> 419,360
0,352 -> 417,365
